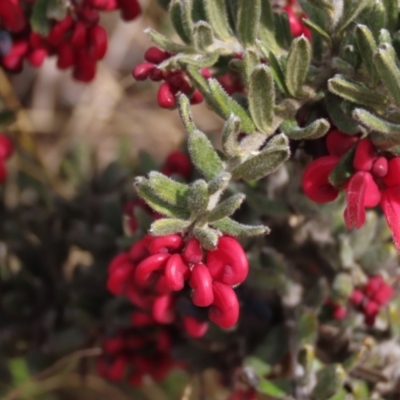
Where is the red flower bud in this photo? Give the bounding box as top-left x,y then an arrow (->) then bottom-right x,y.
118,0 -> 142,21
302,156 -> 340,203
57,42 -> 75,69
183,238 -> 203,264
284,6 -> 303,37
164,253 -> 189,291
147,234 -> 183,254
152,294 -> 175,324
103,337 -> 125,354
189,264 -> 214,307
206,236 -> 248,286
157,82 -> 177,109
208,282 -> 239,328
73,52 -> 96,82
134,253 -> 170,286
381,186 -> 400,250
0,134 -> 13,160
353,138 -> 376,172
144,47 -> 168,64
349,289 -> 364,306
365,275 -> 384,298
126,284 -> 155,309
108,253 -> 130,274
0,162 -> 7,183
332,304 -> 347,320
383,157 -> 400,187
132,62 -> 154,80
182,316 -> 209,338
363,300 -> 379,325
107,356 -> 128,381
372,157 -> 388,178
47,16 -> 74,46
162,151 -> 192,179
71,21 -> 87,48
27,48 -> 47,67
156,330 -> 171,352
190,90 -> 204,105
149,67 -> 164,81
87,25 -> 108,60
130,310 -> 154,327
372,284 -> 393,306
107,263 -> 131,294
128,238 -> 149,263
325,129 -> 358,157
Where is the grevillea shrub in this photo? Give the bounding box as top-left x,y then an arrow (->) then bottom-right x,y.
4,0 -> 400,399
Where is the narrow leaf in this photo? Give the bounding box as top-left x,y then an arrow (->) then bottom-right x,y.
211,217 -> 270,236
207,193 -> 245,222
352,108 -> 400,134
208,172 -> 232,194
382,0 -> 398,32
169,0 -> 193,44
249,65 -> 275,133
188,180 -> 209,215
373,44 -> 400,107
203,0 -> 232,39
337,0 -> 371,34
355,24 -> 379,84
222,115 -> 243,157
145,28 -> 190,53
325,93 -> 359,134
312,364 -> 346,400
243,49 -> 259,86
302,19 -> 331,42
150,218 -> 191,236
237,0 -> 261,47
329,146 -> 356,187
193,226 -> 219,250
285,36 -> 311,97
280,118 -> 330,140
193,21 -> 214,51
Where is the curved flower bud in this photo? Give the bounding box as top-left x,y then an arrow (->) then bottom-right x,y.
154,275 -> 172,294
189,264 -> 214,307
134,253 -> 170,287
372,157 -> 388,178
108,253 -> 130,274
164,254 -> 190,291
107,262 -> 131,294
130,310 -> 154,327
302,156 -> 340,203
126,284 -> 155,309
147,234 -> 183,255
152,294 -> 175,324
103,337 -> 125,354
363,300 -> 379,326
383,157 -> 400,187
182,316 -> 209,338
353,138 -> 376,172
182,238 -> 203,264
162,151 -> 192,179
326,129 -> 358,157
206,236 -> 248,286
132,62 -> 154,81
364,275 -> 384,298
349,289 -> 364,306
144,47 -> 169,64
129,237 -> 150,263
208,282 -> 239,328
381,186 -> 400,250
107,356 -> 128,381
157,82 -> 177,109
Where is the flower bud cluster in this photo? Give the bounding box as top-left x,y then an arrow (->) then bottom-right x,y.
107,233 -> 249,333
0,0 -> 141,81
328,275 -> 393,326
302,129 -> 400,250
0,133 -> 14,183
132,47 -> 206,108
98,323 -> 180,385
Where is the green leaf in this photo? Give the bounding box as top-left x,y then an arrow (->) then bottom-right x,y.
312,364 -> 346,400
203,0 -> 232,40
383,0 -> 398,32
249,65 -> 275,133
337,0 -> 371,34
135,178 -> 190,219
188,180 -> 209,215
237,0 -> 261,47
211,217 -> 270,236
327,75 -> 387,107
331,273 -> 354,302
262,47 -> 289,94
148,172 -> 189,208
46,0 -> 67,20
275,12 -> 292,49
193,226 -> 219,250
352,108 -> 400,134
298,311 -> 318,345
325,93 -> 359,134
258,0 -> 278,52
175,52 -> 219,69
354,24 -> 378,79
207,193 -> 245,222
244,356 -> 271,376
169,0 -> 193,44
231,141 -> 289,182
193,21 -> 214,51
221,115 -> 243,157
373,44 -> 400,107
208,79 -> 256,133
208,172 -> 232,194
31,0 -> 52,35
8,358 -> 31,387
329,146 -> 356,187
368,1 -> 386,41
150,218 -> 191,236
145,28 -> 190,53
285,36 -> 311,97
302,18 -> 331,42
281,118 -> 330,140
243,49 -> 259,86
187,129 -> 224,180
258,378 -> 287,397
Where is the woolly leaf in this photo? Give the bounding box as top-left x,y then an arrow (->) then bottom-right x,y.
258,0 -> 279,52
243,49 -> 259,86
355,25 -> 379,85
329,146 -> 355,187
369,1 -> 385,40
169,0 -> 193,44
280,118 -> 329,140
306,0 -> 334,12
174,52 -> 219,69
249,65 -> 275,133
312,364 -> 346,400
145,28 -> 190,53
285,36 -> 311,97
150,218 -> 191,236
382,0 -> 398,32
135,178 -> 191,219
193,226 -> 219,250
237,0 -> 261,47
331,273 -> 354,302
193,21 -> 214,51
274,12 -> 292,49
327,75 -> 387,107
211,217 -> 270,236
352,108 -> 400,134
337,0 -> 371,34
148,172 -> 189,208
301,19 -> 331,42
208,79 -> 256,133
208,172 -> 232,194
207,193 -> 245,222
188,180 -> 209,215
258,45 -> 288,93
178,94 -> 196,134
186,67 -> 212,99
203,0 -> 232,40
325,93 -> 359,134
373,44 -> 400,107
222,115 -> 243,157
231,143 -> 289,182
188,129 -> 224,179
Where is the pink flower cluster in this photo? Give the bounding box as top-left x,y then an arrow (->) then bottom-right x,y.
0,0 -> 141,81
302,129 -> 400,251
328,275 -> 393,326
107,234 -> 248,333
